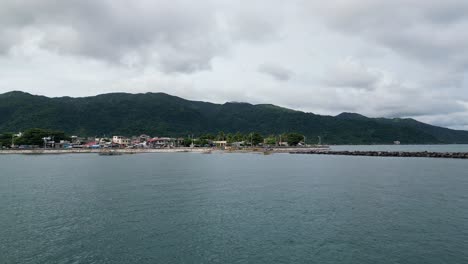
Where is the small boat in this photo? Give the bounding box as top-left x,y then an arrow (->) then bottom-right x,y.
99,149 -> 122,156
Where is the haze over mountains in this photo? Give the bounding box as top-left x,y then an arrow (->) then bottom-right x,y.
1,91 -> 468,144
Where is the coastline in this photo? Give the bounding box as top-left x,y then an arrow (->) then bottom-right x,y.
3,146 -> 467,159
0,147 -> 324,155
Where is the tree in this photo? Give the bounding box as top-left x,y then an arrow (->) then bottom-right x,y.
233,132 -> 244,142
182,137 -> 193,147
0,133 -> 14,148
251,132 -> 264,146
15,128 -> 69,146
285,132 -> 304,146
199,133 -> 215,140
244,132 -> 264,146
197,138 -> 210,146
264,135 -> 277,146
226,133 -> 234,143
216,131 -> 225,141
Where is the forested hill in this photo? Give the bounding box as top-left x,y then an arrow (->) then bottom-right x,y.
1,91 -> 468,144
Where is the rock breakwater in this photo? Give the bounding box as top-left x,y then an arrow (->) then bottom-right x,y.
290,150 -> 468,159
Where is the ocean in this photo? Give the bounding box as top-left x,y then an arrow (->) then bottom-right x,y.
1,150 -> 467,263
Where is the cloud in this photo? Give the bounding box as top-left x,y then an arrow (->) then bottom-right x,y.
304,0 -> 468,71
416,112 -> 468,131
258,63 -> 293,81
1,0 -> 468,130
0,0 -> 283,73
322,58 -> 382,90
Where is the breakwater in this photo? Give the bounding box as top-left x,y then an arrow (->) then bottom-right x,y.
290,150 -> 468,159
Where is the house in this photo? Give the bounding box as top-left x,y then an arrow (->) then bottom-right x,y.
139,134 -> 151,143
212,141 -> 227,149
147,137 -> 174,148
71,136 -> 85,144
84,141 -> 101,149
112,136 -> 131,145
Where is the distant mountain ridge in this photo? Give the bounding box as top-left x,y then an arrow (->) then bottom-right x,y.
1,91 -> 468,144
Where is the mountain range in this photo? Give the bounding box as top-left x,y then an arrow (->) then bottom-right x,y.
1,91 -> 468,144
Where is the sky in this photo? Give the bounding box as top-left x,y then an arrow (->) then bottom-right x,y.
1,0 -> 468,130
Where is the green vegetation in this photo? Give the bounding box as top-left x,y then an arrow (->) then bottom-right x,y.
1,91 -> 468,144
0,132 -> 14,148
176,132 -> 302,147
15,128 -> 69,146
264,135 -> 278,145
249,132 -> 264,146
0,128 -> 69,148
283,133 -> 304,146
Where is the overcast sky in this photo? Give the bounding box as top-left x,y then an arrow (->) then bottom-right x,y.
1,0 -> 468,129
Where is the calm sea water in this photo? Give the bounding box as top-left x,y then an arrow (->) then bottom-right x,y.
1,151 -> 467,263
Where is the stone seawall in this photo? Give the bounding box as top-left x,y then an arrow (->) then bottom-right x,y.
290,150 -> 468,159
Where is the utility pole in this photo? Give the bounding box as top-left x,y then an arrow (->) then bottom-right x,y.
43,136 -> 51,150
318,136 -> 322,146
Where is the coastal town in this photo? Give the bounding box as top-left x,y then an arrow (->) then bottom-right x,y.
0,128 -> 311,151
4,129 -> 468,159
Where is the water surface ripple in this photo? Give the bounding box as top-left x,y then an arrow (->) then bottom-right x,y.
1,153 -> 467,263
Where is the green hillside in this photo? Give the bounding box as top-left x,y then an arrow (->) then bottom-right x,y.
1,91 -> 468,144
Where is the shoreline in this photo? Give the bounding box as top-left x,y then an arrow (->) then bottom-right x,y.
0,147 -> 323,155
3,147 -> 468,159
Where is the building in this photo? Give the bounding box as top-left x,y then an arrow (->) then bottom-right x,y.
147,137 -> 174,148
212,141 -> 227,149
231,141 -> 245,148
84,141 -> 101,149
139,134 -> 151,143
112,136 -> 131,145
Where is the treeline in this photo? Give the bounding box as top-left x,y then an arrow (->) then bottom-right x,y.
181,132 -> 306,147
0,128 -> 69,148
1,128 -> 307,148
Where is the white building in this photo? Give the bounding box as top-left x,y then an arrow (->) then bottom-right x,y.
112,136 -> 130,145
